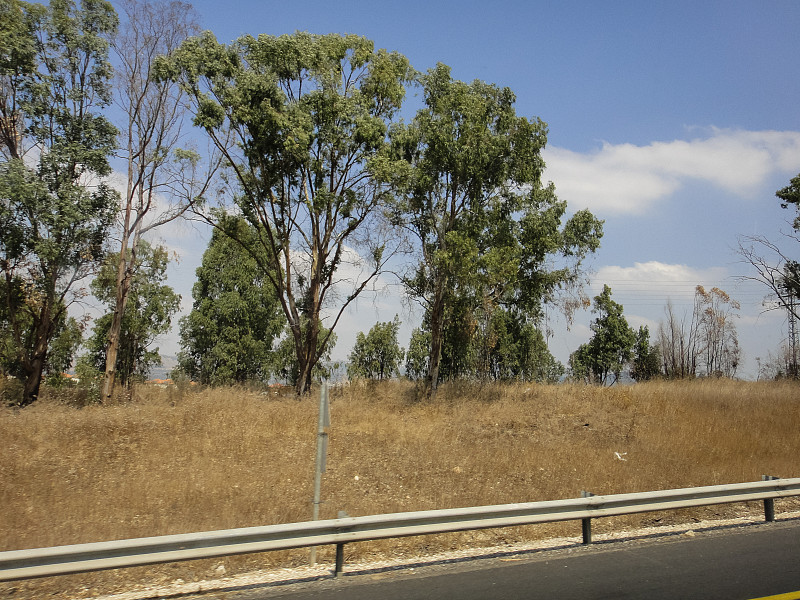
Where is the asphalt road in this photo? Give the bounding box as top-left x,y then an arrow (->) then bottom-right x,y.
218,519 -> 800,600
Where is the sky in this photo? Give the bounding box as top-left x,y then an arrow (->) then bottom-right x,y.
124,0 -> 800,379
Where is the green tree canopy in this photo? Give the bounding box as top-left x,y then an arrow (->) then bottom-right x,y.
630,325 -> 661,382
776,173 -> 800,301
0,0 -> 119,406
273,322 -> 336,388
1,273 -> 82,390
178,216 -> 285,385
348,317 -> 404,380
157,32 -> 413,394
404,327 -> 430,381
383,63 -> 602,395
777,172 -> 800,232
84,241 -> 180,386
570,285 -> 635,385
413,304 -> 564,384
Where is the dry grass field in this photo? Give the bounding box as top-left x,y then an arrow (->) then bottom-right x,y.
1,378 -> 799,598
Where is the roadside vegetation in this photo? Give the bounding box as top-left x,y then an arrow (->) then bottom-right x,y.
1,378 -> 798,598
2,3 -> 798,598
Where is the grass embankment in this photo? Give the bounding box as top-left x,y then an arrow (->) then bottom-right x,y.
1,379 -> 798,598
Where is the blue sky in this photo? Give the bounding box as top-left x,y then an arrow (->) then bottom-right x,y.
139,0 -> 800,378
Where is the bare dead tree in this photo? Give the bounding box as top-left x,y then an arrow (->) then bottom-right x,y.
737,234 -> 800,323
102,0 -> 220,399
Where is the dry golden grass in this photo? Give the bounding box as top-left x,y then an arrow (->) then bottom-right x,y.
1,379 -> 799,598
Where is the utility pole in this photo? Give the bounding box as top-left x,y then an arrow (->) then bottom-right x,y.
310,382 -> 330,566
787,286 -> 798,377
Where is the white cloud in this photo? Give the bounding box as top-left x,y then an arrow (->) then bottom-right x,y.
593,261 -> 730,303
544,128 -> 800,214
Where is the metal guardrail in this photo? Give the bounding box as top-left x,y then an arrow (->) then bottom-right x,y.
2,476 -> 799,581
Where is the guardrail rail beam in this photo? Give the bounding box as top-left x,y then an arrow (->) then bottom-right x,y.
2,477 -> 799,582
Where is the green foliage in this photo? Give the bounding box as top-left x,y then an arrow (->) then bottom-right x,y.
71,357 -> 103,404
421,306 -> 564,383
177,216 -> 284,385
405,327 -> 430,380
348,317 -> 404,380
44,316 -> 82,382
0,275 -> 25,378
85,241 -> 180,385
0,0 -> 119,405
0,0 -> 37,159
0,274 -> 83,382
273,323 -> 337,387
159,31 -> 413,394
568,343 -> 593,384
570,285 -> 635,385
630,325 -> 661,382
775,173 -> 800,298
385,64 -> 601,392
777,172 -> 800,232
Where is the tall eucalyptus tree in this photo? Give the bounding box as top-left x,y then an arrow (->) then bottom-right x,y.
0,0 -> 119,405
159,32 -> 413,394
385,64 -> 603,396
101,0 -> 214,399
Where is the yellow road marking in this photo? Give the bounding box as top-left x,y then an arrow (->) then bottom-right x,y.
748,592 -> 800,600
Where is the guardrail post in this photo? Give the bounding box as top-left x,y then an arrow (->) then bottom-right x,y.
334,543 -> 345,577
581,491 -> 594,544
334,510 -> 349,577
762,475 -> 779,522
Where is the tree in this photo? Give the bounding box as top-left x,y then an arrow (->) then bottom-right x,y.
158,32 -> 413,395
695,285 -> 740,377
570,285 -> 635,385
630,325 -> 661,382
737,236 -> 799,324
737,172 -> 800,324
0,273 -> 82,385
177,216 -> 284,385
513,318 -> 565,383
777,173 -> 800,231
568,342 -> 593,384
0,0 -> 119,406
466,307 -> 565,383
657,299 -> 698,379
414,303 -> 564,383
0,0 -> 36,160
100,0 -> 215,400
404,327 -> 430,381
348,317 -> 404,380
273,323 -> 336,388
385,64 -> 602,397
757,343 -> 798,380
84,241 -> 180,386
656,286 -> 740,379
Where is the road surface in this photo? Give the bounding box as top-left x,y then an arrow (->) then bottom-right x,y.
197,519 -> 800,599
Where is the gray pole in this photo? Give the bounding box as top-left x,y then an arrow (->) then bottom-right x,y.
310,382 -> 329,566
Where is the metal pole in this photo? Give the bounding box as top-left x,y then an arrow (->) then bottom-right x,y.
310,383 -> 330,566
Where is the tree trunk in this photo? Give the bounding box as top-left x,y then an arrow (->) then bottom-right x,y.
102,250 -> 135,399
21,355 -> 45,407
294,313 -> 320,396
20,307 -> 53,407
103,138 -> 139,400
425,276 -> 446,399
295,354 -> 313,396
